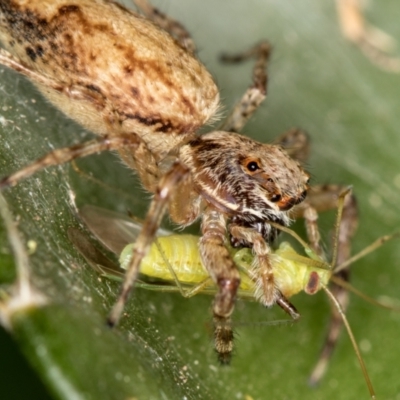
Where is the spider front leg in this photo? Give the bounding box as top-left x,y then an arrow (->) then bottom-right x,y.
219,41 -> 271,133
200,208 -> 240,364
229,223 -> 300,320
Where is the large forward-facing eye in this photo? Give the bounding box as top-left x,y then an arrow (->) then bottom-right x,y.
241,157 -> 262,174
270,193 -> 282,202
246,161 -> 260,172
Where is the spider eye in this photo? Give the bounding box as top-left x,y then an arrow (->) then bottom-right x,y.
247,161 -> 260,172
270,194 -> 281,202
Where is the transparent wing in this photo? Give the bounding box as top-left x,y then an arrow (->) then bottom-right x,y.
80,205 -> 172,254
67,226 -> 125,279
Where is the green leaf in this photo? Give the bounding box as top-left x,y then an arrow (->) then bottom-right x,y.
1,1 -> 400,399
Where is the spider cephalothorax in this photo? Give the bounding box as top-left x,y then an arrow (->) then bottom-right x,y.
180,131 -> 309,219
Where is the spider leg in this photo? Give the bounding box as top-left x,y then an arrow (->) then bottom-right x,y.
0,135 -> 141,189
336,0 -> 400,72
200,208 -> 240,364
219,41 -> 271,132
108,161 -> 190,327
273,128 -> 311,165
0,48 -> 109,108
132,0 -> 196,54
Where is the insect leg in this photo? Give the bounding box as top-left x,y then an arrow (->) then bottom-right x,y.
297,185 -> 359,266
107,161 -> 190,327
302,205 -> 325,259
151,237 -> 215,298
132,0 -> 196,54
219,42 -> 271,132
0,135 -> 141,189
300,186 -> 359,385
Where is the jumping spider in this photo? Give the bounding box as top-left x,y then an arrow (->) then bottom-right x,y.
0,0 -> 358,367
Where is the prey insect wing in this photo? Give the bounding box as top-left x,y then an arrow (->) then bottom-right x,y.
79,205 -> 171,255
67,226 -> 126,281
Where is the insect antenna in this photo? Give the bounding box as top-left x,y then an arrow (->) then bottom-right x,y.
334,233 -> 400,275
320,284 -> 375,399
